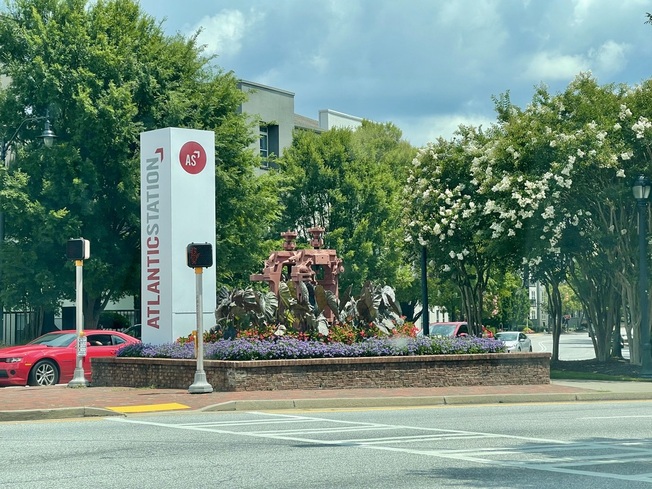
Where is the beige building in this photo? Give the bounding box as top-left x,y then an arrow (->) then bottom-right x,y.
237,80 -> 364,171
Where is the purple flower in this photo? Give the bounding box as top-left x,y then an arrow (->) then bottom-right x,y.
117,336 -> 506,360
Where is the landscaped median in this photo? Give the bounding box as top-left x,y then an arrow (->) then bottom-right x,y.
91,352 -> 551,390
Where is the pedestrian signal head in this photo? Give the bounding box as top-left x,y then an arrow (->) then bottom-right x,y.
67,238 -> 90,260
186,243 -> 213,268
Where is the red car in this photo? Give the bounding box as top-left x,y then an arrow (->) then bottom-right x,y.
427,321 -> 470,337
0,329 -> 140,387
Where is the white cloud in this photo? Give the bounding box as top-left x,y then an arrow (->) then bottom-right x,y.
571,0 -> 595,26
309,54 -> 329,74
524,41 -> 630,84
253,68 -> 281,88
590,40 -> 631,75
394,113 -> 496,148
524,51 -> 589,81
136,0 -> 652,148
192,8 -> 264,57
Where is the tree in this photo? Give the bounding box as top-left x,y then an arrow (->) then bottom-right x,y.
489,271 -> 530,329
468,76 -> 635,361
278,121 -> 415,297
404,125 -> 522,336
0,0 -> 279,331
215,159 -> 284,287
405,72 -> 652,362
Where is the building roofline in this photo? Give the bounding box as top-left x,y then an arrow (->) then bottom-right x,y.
238,79 -> 295,97
319,108 -> 364,123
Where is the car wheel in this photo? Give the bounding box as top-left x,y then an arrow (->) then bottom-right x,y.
28,360 -> 59,386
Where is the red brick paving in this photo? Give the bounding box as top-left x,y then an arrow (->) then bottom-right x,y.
0,382 -> 589,412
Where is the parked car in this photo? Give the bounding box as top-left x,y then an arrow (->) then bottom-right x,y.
482,326 -> 494,338
0,329 -> 140,387
495,331 -> 533,352
427,321 -> 470,337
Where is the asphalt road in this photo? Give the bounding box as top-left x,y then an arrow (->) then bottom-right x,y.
3,401 -> 652,489
533,332 -> 629,361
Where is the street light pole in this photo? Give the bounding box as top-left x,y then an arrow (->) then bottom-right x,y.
633,175 -> 652,378
421,245 -> 429,336
0,113 -> 57,339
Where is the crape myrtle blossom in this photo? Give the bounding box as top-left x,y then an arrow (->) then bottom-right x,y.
632,116 -> 652,139
403,74 -> 652,353
405,129 -> 487,274
405,75 -> 635,283
619,104 -> 633,120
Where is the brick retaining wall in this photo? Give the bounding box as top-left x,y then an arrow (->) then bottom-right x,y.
92,353 -> 551,390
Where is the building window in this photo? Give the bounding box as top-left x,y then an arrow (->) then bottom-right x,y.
259,123 -> 279,169
259,125 -> 269,160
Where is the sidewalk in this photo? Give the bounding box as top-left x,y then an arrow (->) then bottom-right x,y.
2,379 -> 652,422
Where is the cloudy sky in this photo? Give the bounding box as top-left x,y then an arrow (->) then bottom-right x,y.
136,0 -> 651,147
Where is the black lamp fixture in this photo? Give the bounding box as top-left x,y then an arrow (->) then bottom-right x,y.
1,111 -> 57,160
37,115 -> 57,148
633,174 -> 651,201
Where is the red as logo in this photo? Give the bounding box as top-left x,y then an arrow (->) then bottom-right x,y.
179,141 -> 206,174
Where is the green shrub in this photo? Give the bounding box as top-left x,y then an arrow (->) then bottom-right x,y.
98,311 -> 130,330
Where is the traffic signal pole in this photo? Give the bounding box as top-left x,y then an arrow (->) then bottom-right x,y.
68,257 -> 88,387
187,243 -> 213,394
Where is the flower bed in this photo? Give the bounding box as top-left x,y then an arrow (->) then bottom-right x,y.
91,336 -> 550,390
117,336 -> 506,360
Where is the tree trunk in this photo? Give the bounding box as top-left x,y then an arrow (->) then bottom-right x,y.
83,294 -> 103,330
544,279 -> 563,362
569,260 -> 621,362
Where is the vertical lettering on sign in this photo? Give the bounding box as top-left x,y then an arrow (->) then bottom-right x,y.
145,149 -> 163,329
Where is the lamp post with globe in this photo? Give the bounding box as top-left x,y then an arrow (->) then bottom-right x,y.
632,175 -> 652,378
0,113 -> 57,335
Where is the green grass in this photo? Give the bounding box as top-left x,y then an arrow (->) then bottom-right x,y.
550,370 -> 648,382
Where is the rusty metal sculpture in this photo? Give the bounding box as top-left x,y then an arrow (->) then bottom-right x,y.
250,228 -> 344,320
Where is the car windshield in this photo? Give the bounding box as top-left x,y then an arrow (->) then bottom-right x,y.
430,325 -> 456,336
496,332 -> 518,341
28,333 -> 77,347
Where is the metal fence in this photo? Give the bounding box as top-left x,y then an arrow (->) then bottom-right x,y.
97,309 -> 140,329
0,311 -> 38,346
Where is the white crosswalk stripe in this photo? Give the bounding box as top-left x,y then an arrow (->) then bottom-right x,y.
110,412 -> 652,483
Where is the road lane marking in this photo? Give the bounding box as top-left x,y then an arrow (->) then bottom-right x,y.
106,402 -> 190,413
581,415 -> 652,420
108,414 -> 652,483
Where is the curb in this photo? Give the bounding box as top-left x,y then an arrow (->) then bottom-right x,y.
0,407 -> 125,422
573,391 -> 652,401
3,391 -> 652,422
201,396 -> 449,412
199,391 -> 652,412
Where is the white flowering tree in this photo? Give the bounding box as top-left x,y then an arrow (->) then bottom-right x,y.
406,73 -> 652,363
404,126 -> 524,336
537,76 -> 652,363
479,76 -> 637,361
607,80 -> 652,364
